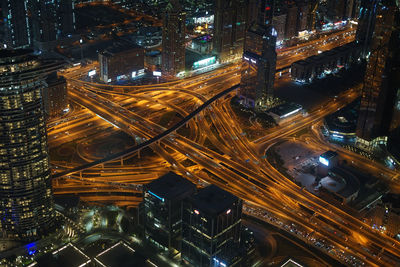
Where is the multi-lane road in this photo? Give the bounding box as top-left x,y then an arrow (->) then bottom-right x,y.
50,26 -> 400,266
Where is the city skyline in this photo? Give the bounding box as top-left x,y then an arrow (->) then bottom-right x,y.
1,1 -> 400,266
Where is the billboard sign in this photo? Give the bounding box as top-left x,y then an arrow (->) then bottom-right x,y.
88,70 -> 96,77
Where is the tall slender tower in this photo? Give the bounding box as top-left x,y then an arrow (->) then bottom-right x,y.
56,0 -> 76,37
0,49 -> 56,241
161,0 -> 186,77
356,0 -> 400,143
29,0 -> 58,51
213,0 -> 247,63
355,0 -> 379,58
239,0 -> 277,109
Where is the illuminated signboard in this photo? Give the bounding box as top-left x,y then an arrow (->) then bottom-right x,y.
88,70 -> 96,77
193,56 -> 216,70
153,71 -> 162,77
193,14 -> 214,24
319,156 -> 329,166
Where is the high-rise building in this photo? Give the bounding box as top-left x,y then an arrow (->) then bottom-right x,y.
56,0 -> 76,36
0,49 -> 57,241
247,0 -> 260,27
181,185 -> 243,267
42,72 -> 69,119
161,0 -> 186,76
29,0 -> 58,51
355,0 -> 379,58
345,0 -> 356,20
297,1 -> 309,32
0,0 -> 31,49
143,172 -> 196,252
1,0 -> 75,51
327,0 -> 347,22
356,1 -> 400,143
0,0 -> 75,49
99,42 -> 145,82
213,0 -> 247,63
285,1 -> 298,39
239,0 -> 277,109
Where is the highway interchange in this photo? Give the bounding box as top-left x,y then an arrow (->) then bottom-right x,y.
48,26 -> 400,266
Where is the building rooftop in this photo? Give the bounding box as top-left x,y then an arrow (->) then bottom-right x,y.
320,150 -> 338,160
145,172 -> 196,201
36,243 -> 90,267
331,167 -> 360,198
293,60 -> 308,66
136,26 -> 162,37
267,102 -> 302,118
100,41 -> 142,56
95,241 -> 147,267
248,23 -> 274,38
191,185 -> 238,216
324,98 -> 359,134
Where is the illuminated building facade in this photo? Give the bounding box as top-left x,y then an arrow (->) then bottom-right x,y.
239,0 -> 277,109
0,49 -> 56,240
356,1 -> 400,143
29,0 -> 58,51
181,185 -> 243,267
99,42 -> 145,82
161,0 -> 186,76
213,0 -> 247,63
143,172 -> 196,252
56,0 -> 76,37
1,0 -> 75,51
41,72 -> 69,119
1,0 -> 31,49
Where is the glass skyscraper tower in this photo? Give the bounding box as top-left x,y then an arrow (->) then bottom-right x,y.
161,0 -> 186,76
356,0 -> 400,142
239,0 -> 277,109
0,49 -> 56,241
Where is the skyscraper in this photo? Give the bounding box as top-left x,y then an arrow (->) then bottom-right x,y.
1,0 -> 31,49
285,1 -> 298,39
56,0 -> 76,37
0,49 -> 57,241
143,172 -> 196,252
327,0 -> 347,22
181,185 -> 243,267
356,1 -> 400,143
1,0 -> 75,51
355,0 -> 379,58
29,0 -> 58,51
239,0 -> 277,109
42,72 -> 69,119
213,0 -> 247,63
161,0 -> 186,76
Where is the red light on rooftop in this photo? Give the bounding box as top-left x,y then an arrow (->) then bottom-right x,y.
265,6 -> 271,11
